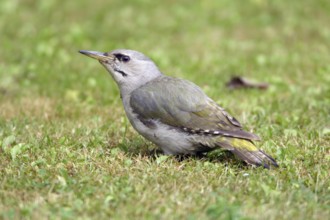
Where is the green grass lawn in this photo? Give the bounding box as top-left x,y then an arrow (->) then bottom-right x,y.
0,0 -> 329,219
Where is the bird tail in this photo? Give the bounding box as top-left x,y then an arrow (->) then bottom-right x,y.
219,138 -> 278,168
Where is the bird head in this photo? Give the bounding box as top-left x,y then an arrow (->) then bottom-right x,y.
79,49 -> 162,95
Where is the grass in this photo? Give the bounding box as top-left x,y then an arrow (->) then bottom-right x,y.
0,0 -> 329,219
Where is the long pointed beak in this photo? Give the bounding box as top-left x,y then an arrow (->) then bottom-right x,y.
79,50 -> 112,62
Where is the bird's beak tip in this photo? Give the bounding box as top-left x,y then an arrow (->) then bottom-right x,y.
79,50 -> 87,54
79,50 -> 107,61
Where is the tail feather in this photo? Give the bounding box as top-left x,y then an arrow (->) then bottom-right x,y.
232,148 -> 278,168
219,138 -> 278,168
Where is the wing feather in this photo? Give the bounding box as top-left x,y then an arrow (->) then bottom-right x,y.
130,76 -> 260,141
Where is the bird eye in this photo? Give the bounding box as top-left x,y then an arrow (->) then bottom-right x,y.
114,53 -> 130,63
121,55 -> 130,63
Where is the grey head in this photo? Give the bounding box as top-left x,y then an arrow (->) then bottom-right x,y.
79,49 -> 162,95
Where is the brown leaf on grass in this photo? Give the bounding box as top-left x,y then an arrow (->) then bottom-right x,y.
226,76 -> 269,90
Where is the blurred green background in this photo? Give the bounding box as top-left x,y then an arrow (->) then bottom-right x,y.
0,0 -> 329,219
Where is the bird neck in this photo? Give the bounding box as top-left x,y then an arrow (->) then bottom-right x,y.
119,74 -> 163,100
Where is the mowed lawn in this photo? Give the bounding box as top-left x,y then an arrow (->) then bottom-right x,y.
0,0 -> 329,219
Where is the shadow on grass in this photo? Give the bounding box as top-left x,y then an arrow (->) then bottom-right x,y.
115,140 -> 249,169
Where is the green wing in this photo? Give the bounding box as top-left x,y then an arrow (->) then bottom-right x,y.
130,76 -> 260,141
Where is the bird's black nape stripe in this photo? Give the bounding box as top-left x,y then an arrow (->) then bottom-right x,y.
114,68 -> 128,77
